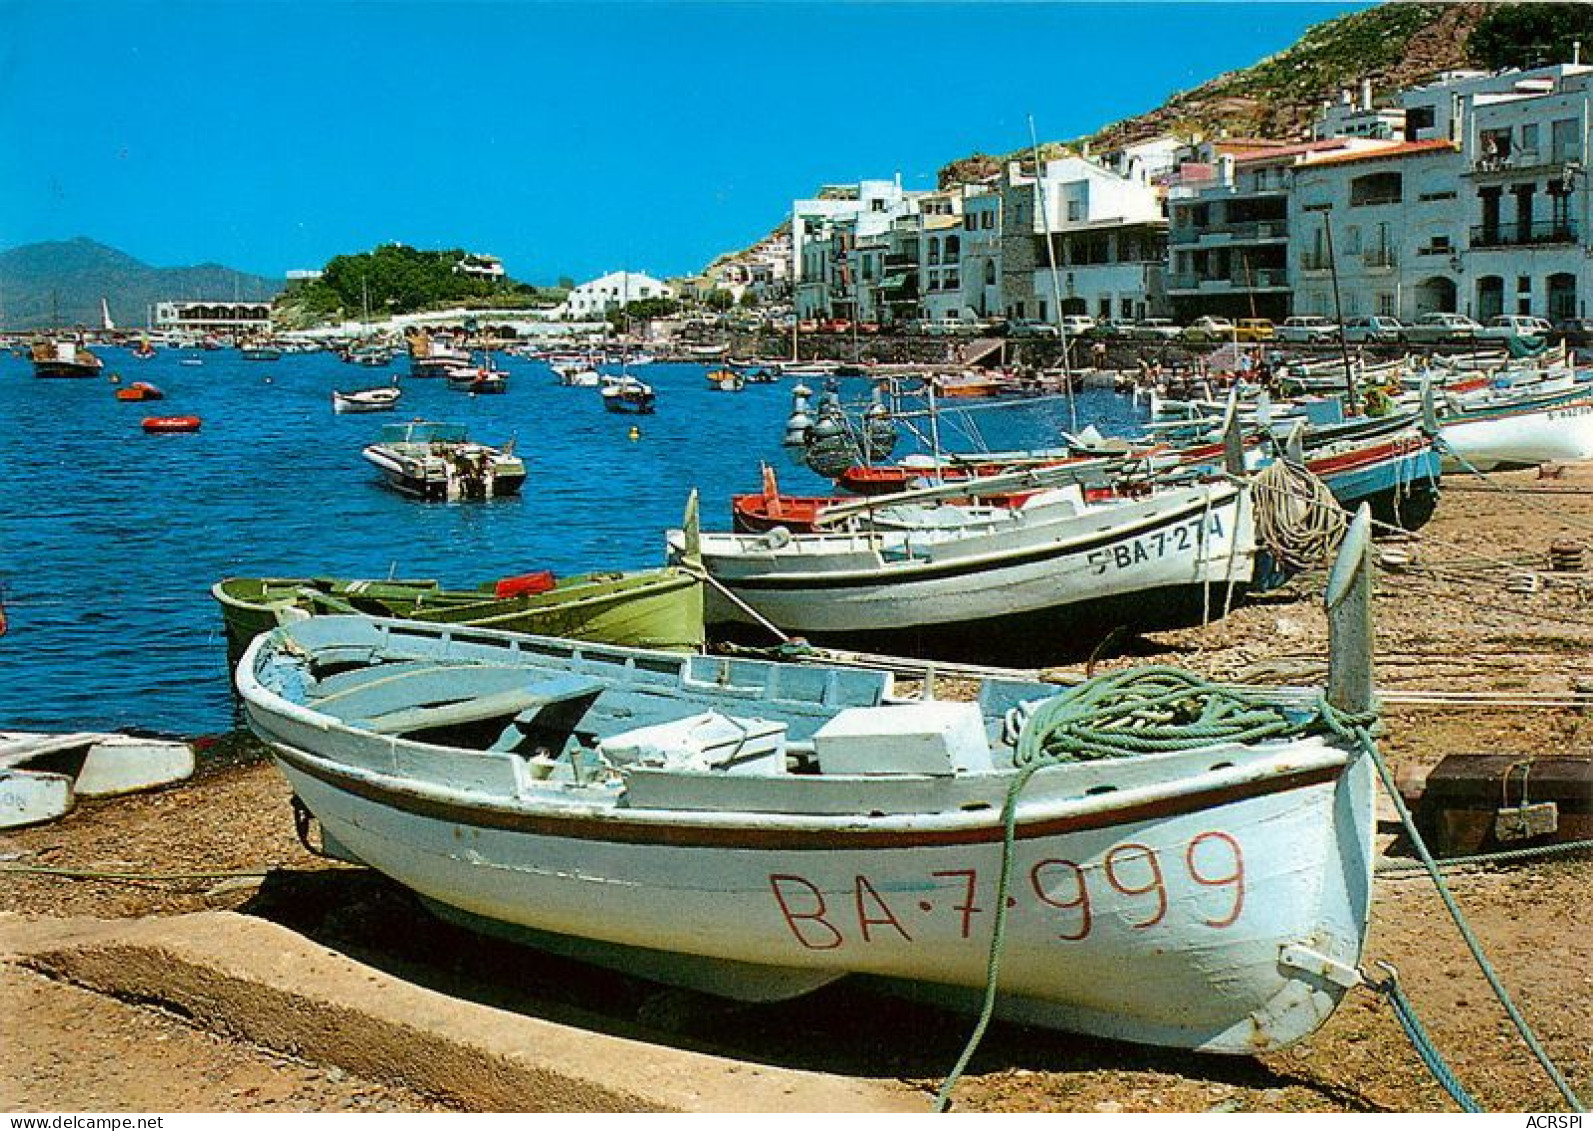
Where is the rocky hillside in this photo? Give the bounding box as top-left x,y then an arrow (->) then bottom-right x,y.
931,2 -> 1492,188
1078,3 -> 1490,153
0,238 -> 281,331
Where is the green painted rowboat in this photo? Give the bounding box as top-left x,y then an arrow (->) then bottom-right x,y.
213,568 -> 704,669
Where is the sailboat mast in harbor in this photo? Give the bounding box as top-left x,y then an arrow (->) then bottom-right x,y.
1028,116 -> 1077,431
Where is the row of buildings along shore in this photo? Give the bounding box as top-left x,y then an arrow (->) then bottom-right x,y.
769,60 -> 1593,330
127,59 -> 1593,340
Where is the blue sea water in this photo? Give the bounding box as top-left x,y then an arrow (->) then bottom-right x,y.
0,348 -> 1142,736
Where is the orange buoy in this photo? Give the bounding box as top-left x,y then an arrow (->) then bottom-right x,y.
142,415 -> 201,433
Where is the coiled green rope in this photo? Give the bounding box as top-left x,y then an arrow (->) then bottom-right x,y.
1014,665 -> 1310,765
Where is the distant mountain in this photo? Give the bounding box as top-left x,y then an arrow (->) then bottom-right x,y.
0,238 -> 283,331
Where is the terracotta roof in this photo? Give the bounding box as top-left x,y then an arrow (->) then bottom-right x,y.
1210,138 -> 1293,153
1297,139 -> 1460,167
1229,139 -> 1357,163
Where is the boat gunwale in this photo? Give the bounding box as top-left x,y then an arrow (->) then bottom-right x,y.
684,483 -> 1250,590
261,726 -> 1348,849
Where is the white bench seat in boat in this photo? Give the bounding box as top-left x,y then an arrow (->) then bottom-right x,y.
600,712 -> 788,775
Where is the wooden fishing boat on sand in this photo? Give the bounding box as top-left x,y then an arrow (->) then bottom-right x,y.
213,566 -> 704,669
2,731 -> 195,828
1433,384 -> 1593,473
236,508 -> 1380,1056
673,477 -> 1256,660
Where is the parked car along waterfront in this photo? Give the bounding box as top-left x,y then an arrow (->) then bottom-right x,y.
1277,316 -> 1339,344
1132,318 -> 1182,342
1086,319 -> 1136,340
1406,312 -> 1483,344
1234,318 -> 1276,342
1342,315 -> 1408,344
1479,315 -> 1553,342
1181,316 -> 1235,343
1552,317 -> 1593,348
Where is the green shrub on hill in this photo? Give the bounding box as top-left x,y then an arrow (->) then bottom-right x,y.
1469,3 -> 1593,70
291,244 -> 508,319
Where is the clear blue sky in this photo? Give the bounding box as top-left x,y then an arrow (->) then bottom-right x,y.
0,1 -> 1369,284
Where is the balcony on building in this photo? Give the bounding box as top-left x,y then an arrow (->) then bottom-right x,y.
1167,267 -> 1289,293
1469,218 -> 1580,249
1362,246 -> 1398,270
1466,147 -> 1582,181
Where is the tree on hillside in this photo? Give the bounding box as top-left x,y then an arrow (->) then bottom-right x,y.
606,296 -> 679,328
1469,3 -> 1593,70
292,244 -> 511,318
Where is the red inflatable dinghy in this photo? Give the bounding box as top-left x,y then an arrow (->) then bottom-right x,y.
142,415 -> 202,433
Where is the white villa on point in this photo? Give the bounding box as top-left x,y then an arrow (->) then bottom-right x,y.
562,271 -> 673,318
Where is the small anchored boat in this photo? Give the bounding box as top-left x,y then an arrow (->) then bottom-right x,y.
142,415 -> 202,434
237,508 -> 1380,1055
600,375 -> 656,414
332,386 -> 403,414
30,338 -> 104,379
114,381 -> 164,402
407,330 -> 473,377
361,419 -> 525,500
445,365 -> 508,394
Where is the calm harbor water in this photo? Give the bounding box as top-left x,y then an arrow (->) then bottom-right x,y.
0,348 -> 1142,736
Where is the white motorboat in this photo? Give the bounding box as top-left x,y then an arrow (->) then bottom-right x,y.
332,386 -> 403,414
360,420 -> 525,500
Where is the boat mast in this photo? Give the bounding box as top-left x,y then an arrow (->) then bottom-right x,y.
1028,116 -> 1077,431
1322,216 -> 1359,415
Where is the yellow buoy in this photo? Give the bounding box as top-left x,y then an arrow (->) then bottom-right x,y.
629,426 -> 641,441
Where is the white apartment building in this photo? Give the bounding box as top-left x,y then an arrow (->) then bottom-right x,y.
454,253 -> 506,280
1290,63 -> 1593,322
1438,64 -> 1593,320
562,271 -> 671,318
1313,80 -> 1408,142
794,178 -> 931,322
1000,156 -> 1167,323
1290,139 -> 1466,320
915,188 -> 970,322
957,186 -> 1003,320
792,178 -> 916,316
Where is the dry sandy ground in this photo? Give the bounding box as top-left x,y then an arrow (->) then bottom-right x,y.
2,468 -> 1591,1113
